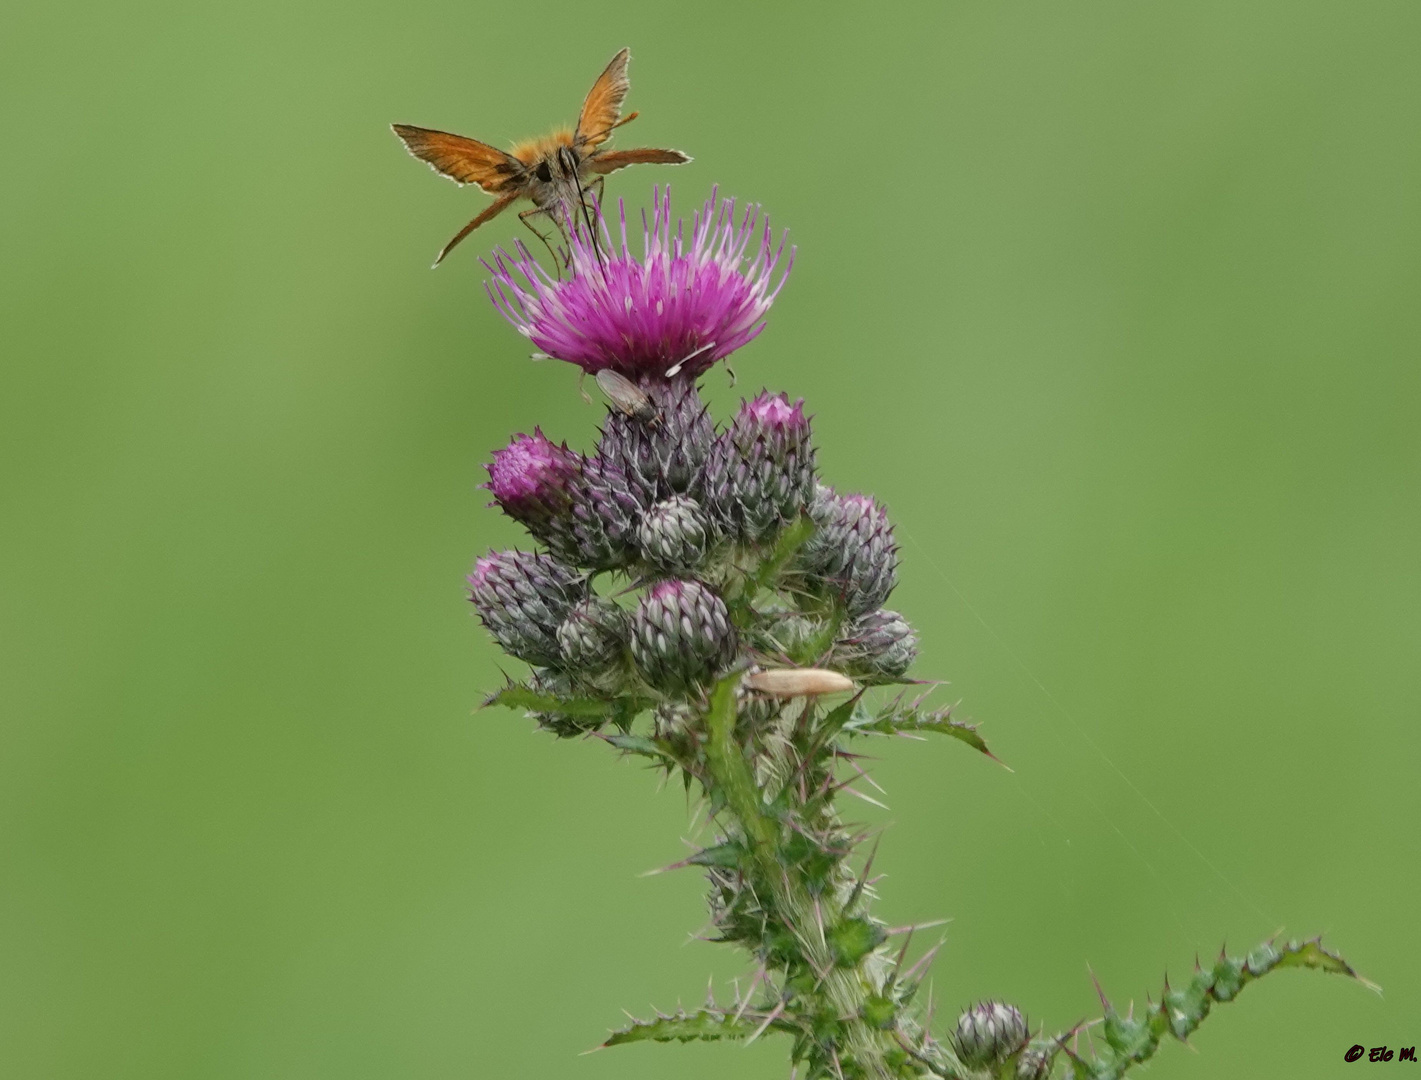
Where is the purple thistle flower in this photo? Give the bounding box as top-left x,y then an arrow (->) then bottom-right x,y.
485,187 -> 793,379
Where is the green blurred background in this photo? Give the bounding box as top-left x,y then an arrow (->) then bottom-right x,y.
3,2 -> 1417,1077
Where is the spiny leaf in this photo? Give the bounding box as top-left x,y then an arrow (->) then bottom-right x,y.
601,732 -> 675,762
842,697 -> 1005,766
602,1006 -> 763,1047
1063,936 -> 1369,1080
687,840 -> 747,869
482,683 -> 654,721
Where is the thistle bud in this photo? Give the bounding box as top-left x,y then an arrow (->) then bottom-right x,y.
631,579 -> 737,696
556,597 -> 631,691
952,1001 -> 1029,1068
833,608 -> 918,680
638,495 -> 713,571
597,375 -> 714,505
484,430 -> 579,542
468,550 -> 585,667
802,486 -> 899,616
1015,1043 -> 1056,1080
706,391 -> 815,542
567,455 -> 642,570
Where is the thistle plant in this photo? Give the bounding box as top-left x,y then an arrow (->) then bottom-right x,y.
462,188 -> 1367,1078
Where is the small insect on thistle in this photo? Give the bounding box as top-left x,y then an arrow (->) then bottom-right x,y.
595,369 -> 659,425
392,47 -> 691,266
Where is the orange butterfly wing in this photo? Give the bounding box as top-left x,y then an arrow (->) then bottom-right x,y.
586,147 -> 692,175
391,124 -> 526,194
575,48 -> 632,150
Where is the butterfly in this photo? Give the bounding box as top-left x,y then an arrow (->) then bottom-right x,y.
392,47 -> 691,266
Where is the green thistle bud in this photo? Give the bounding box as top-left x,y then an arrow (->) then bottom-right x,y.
705,391 -> 815,542
802,485 -> 899,616
467,550 -> 585,667
1015,1042 -> 1057,1080
952,1001 -> 1029,1068
556,597 -> 631,692
568,455 -> 642,571
638,495 -> 713,572
833,608 -> 918,680
631,579 -> 738,696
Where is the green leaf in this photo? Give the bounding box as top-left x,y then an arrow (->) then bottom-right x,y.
687,841 -> 747,869
482,684 -> 654,721
602,1007 -> 762,1047
1062,936 -> 1370,1080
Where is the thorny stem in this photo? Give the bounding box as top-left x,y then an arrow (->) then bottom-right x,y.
703,672 -> 912,1078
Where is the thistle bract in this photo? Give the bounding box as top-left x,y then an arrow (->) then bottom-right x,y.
567,455 -> 642,570
630,579 -> 736,695
556,597 -> 631,691
598,374 -> 715,505
707,391 -> 815,541
834,607 -> 918,680
638,495 -> 713,572
485,188 -> 792,379
468,550 -> 585,667
952,1001 -> 1029,1068
803,485 -> 899,615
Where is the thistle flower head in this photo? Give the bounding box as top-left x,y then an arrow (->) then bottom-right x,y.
486,188 -> 793,378
484,429 -> 579,529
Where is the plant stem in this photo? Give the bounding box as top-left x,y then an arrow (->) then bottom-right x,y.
703,673 -> 907,1078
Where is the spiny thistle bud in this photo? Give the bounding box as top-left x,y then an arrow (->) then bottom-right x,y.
638,495 -> 713,572
567,455 -> 642,570
706,391 -> 815,542
484,429 -> 578,538
952,1001 -> 1029,1068
468,550 -> 585,667
631,579 -> 737,696
833,608 -> 918,680
802,485 -> 899,616
598,376 -> 715,506
556,597 -> 631,691
1015,1043 -> 1056,1080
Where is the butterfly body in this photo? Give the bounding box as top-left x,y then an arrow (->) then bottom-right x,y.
393,49 -> 690,265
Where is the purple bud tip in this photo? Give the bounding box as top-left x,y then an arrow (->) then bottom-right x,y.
485,429 -> 575,503
741,391 -> 807,432
469,555 -> 496,592
648,579 -> 686,602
